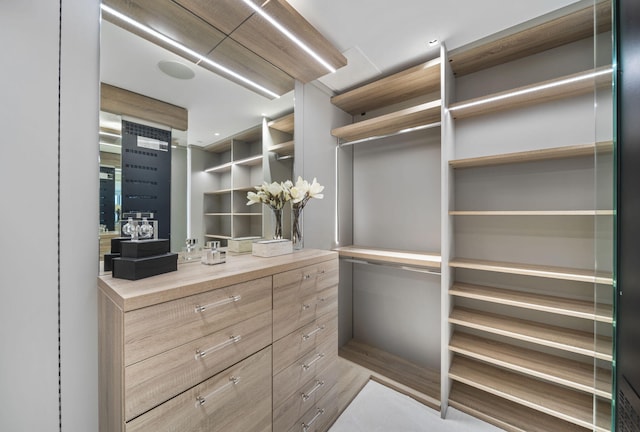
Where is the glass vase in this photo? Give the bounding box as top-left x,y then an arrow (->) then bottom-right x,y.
292,206 -> 303,250
272,207 -> 283,240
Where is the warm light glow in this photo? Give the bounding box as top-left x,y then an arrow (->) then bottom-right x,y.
240,0 -> 337,74
99,131 -> 121,139
100,4 -> 280,99
449,68 -> 613,112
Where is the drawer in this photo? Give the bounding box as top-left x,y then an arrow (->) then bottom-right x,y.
273,335 -> 338,408
273,260 -> 338,309
273,312 -> 338,375
124,310 -> 272,421
124,276 -> 272,366
126,347 -> 272,432
285,384 -> 339,432
273,359 -> 338,432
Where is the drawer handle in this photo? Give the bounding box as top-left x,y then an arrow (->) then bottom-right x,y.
194,295 -> 241,313
195,376 -> 240,408
301,380 -> 325,401
195,335 -> 241,360
301,303 -> 312,311
304,274 -> 312,280
302,325 -> 326,341
302,352 -> 325,371
318,269 -> 326,274
302,408 -> 325,432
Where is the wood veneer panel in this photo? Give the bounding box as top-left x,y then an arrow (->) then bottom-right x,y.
339,339 -> 440,410
330,100 -> 441,143
268,113 -> 295,133
449,67 -> 612,120
449,332 -> 612,399
331,58 -> 441,115
449,1 -> 612,76
171,0 -> 254,35
449,307 -> 613,361
98,290 -> 124,432
449,382 -> 594,432
449,210 -> 614,216
449,141 -> 613,168
449,356 -> 611,431
268,141 -> 295,157
449,258 -> 613,285
334,245 -> 441,269
450,283 -> 613,323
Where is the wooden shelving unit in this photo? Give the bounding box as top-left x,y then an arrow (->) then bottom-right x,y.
450,210 -> 614,216
267,113 -> 295,158
334,245 -> 441,270
339,339 -> 440,411
449,332 -> 612,399
449,356 -> 611,432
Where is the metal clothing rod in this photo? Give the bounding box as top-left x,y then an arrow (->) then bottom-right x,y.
338,121 -> 442,147
341,257 -> 441,276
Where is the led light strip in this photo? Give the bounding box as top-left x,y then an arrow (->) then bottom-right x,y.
449,67 -> 613,112
100,4 -> 280,99
241,0 -> 336,74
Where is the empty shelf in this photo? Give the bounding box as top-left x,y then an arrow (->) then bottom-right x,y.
268,140 -> 294,157
449,210 -> 614,216
334,245 -> 441,269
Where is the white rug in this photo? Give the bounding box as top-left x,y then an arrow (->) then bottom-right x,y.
329,380 -> 504,432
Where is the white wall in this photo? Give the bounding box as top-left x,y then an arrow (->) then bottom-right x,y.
1,1 -> 100,430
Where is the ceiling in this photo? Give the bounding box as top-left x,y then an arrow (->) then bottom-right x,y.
99,0 -> 581,148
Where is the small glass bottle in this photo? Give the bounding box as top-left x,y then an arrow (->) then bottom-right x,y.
202,240 -> 226,265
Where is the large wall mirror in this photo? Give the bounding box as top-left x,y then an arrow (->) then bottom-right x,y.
98,6 -> 296,262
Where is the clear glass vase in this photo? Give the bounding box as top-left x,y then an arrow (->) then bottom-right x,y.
292,206 -> 303,250
272,208 -> 283,240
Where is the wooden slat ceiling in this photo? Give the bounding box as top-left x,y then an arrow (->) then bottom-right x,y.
102,0 -> 347,98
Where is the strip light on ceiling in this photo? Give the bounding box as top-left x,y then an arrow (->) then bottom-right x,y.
241,0 -> 337,74
449,67 -> 613,112
100,4 -> 280,99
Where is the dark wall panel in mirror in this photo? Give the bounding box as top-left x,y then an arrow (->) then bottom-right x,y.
99,166 -> 116,231
121,120 -> 172,240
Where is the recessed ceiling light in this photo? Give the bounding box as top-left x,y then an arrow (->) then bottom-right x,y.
428,39 -> 440,47
158,60 -> 195,80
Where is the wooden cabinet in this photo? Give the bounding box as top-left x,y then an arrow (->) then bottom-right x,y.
98,249 -> 338,432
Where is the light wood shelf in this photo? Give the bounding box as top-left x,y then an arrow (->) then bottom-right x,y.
235,154 -> 263,166
449,210 -> 613,216
204,234 -> 232,240
449,2 -> 611,76
449,66 -> 612,120
450,141 -> 613,169
339,339 -> 440,410
204,161 -> 233,173
330,99 -> 441,143
450,283 -> 613,323
204,212 -> 232,216
449,356 -> 611,431
449,382 -> 605,432
449,307 -> 613,361
334,245 -> 441,270
268,140 -> 294,157
449,332 -> 612,399
450,258 -> 613,285
267,112 -> 294,134
330,58 -> 441,115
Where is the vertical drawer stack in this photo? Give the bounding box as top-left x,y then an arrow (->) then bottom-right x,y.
272,257 -> 340,432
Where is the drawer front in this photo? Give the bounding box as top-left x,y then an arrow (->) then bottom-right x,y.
273,312 -> 338,375
125,310 -> 272,421
285,384 -> 339,432
273,260 -> 338,305
124,276 -> 272,366
126,347 -> 272,432
273,335 -> 338,408
273,359 -> 338,432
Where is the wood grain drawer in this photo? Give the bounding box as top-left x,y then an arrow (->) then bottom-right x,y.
124,310 -> 272,421
285,384 -> 339,432
273,312 -> 338,375
126,346 -> 272,432
124,276 -> 272,366
273,260 -> 338,303
273,285 -> 338,342
273,359 -> 338,432
273,335 -> 338,408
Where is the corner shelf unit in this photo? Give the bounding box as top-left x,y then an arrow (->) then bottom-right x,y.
444,1 -> 614,431
267,113 -> 295,158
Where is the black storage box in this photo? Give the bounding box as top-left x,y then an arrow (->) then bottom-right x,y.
120,239 -> 170,259
110,237 -> 129,254
112,253 -> 178,280
103,252 -> 120,272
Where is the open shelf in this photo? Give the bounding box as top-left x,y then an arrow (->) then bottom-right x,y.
449,258 -> 613,285
334,245 -> 441,270
449,332 -> 612,399
450,382 -> 590,432
330,58 -> 441,115
330,99 -> 441,143
268,112 -> 294,134
234,154 -> 263,166
448,2 -> 611,77
339,339 -> 440,410
450,283 -> 613,323
204,234 -> 232,240
449,141 -> 613,169
449,210 -> 614,216
268,140 -> 294,157
204,161 -> 233,173
449,307 -> 613,361
449,356 -> 611,431
448,66 -> 612,120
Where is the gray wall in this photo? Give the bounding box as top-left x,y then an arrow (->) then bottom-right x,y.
1,1 -> 100,431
